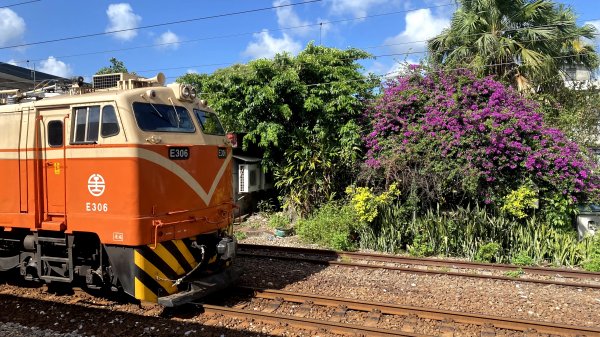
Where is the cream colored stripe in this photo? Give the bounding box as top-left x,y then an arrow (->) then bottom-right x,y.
0,152 -> 19,159
0,147 -> 231,206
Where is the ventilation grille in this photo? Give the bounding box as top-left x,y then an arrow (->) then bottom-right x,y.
239,165 -> 246,193
93,74 -> 122,89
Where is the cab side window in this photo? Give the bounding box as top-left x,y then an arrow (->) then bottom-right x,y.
73,106 -> 100,143
72,105 -> 120,143
101,105 -> 120,138
48,120 -> 63,147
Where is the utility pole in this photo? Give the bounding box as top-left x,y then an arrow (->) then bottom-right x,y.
319,22 -> 323,45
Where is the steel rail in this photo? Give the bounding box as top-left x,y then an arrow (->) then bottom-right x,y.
201,304 -> 431,337
239,286 -> 600,337
238,243 -> 600,280
238,250 -> 600,290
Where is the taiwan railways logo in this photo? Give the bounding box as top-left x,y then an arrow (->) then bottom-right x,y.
88,174 -> 106,197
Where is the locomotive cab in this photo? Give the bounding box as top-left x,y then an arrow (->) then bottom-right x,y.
0,73 -> 237,306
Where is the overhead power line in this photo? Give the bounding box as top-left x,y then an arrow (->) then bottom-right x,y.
6,2 -> 458,65
1,0 -> 41,9
0,0 -> 323,50
0,51 -> 594,88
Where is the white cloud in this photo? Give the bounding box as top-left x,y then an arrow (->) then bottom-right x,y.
384,9 -> 450,56
39,56 -> 72,78
155,30 -> 180,50
274,0 -> 313,36
243,31 -> 302,59
186,69 -> 198,74
0,9 -> 25,47
329,0 -> 388,18
6,59 -> 19,66
105,3 -> 141,41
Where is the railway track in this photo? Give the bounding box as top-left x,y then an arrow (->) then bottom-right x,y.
238,243 -> 600,289
202,286 -> 600,336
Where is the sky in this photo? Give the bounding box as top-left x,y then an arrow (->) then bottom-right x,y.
0,0 -> 599,83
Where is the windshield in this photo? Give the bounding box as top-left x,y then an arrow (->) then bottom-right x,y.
194,109 -> 225,136
133,102 -> 195,133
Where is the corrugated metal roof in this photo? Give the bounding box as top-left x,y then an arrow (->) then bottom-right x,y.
0,62 -> 67,91
232,154 -> 261,163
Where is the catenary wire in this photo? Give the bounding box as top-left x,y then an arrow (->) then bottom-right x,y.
5,2 -> 458,65
0,2 -> 596,81
0,0 -> 323,50
7,16 -> 598,78
4,2 -> 594,69
0,51 -> 594,88
83,30 -> 600,77
1,0 -> 40,9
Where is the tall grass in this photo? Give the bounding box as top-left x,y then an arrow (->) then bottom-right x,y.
359,203 -> 598,266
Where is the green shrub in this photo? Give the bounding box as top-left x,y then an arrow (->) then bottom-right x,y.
257,198 -> 276,215
234,231 -> 248,241
407,235 -> 434,257
511,251 -> 534,266
475,242 -> 501,262
582,257 -> 600,272
295,202 -> 359,250
504,268 -> 524,278
582,234 -> 600,271
268,213 -> 289,229
501,184 -> 538,219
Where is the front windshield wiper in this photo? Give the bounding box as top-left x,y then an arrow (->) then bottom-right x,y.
168,97 -> 181,128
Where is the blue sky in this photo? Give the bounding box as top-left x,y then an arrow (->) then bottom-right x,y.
0,0 -> 599,82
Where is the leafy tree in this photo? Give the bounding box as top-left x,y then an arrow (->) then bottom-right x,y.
532,83 -> 600,147
179,43 -> 378,214
428,0 -> 598,89
96,57 -> 131,75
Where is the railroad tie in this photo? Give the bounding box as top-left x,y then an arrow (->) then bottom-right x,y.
480,324 -> 496,337
263,297 -> 283,313
233,302 -> 248,309
439,319 -> 455,337
269,324 -> 289,335
293,301 -> 313,317
401,314 -> 418,333
330,305 -> 348,323
524,328 -> 538,337
364,309 -> 382,327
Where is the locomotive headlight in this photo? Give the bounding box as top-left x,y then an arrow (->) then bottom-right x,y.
181,86 -> 191,99
190,87 -> 197,99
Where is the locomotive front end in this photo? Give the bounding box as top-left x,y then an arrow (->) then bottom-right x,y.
100,78 -> 238,306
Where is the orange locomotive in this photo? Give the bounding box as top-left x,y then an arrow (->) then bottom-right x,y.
0,73 -> 237,306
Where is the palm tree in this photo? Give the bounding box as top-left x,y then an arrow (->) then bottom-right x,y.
428,0 -> 598,90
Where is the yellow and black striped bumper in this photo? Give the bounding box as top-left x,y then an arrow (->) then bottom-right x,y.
105,236 -> 236,303
133,239 -> 206,302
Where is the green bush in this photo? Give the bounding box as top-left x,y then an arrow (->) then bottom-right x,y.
268,213 -> 289,229
295,202 -> 359,250
582,257 -> 600,272
407,235 -> 434,257
511,251 -> 535,266
582,234 -> 600,271
504,268 -> 524,278
475,242 -> 501,262
234,231 -> 248,241
257,198 -> 276,215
